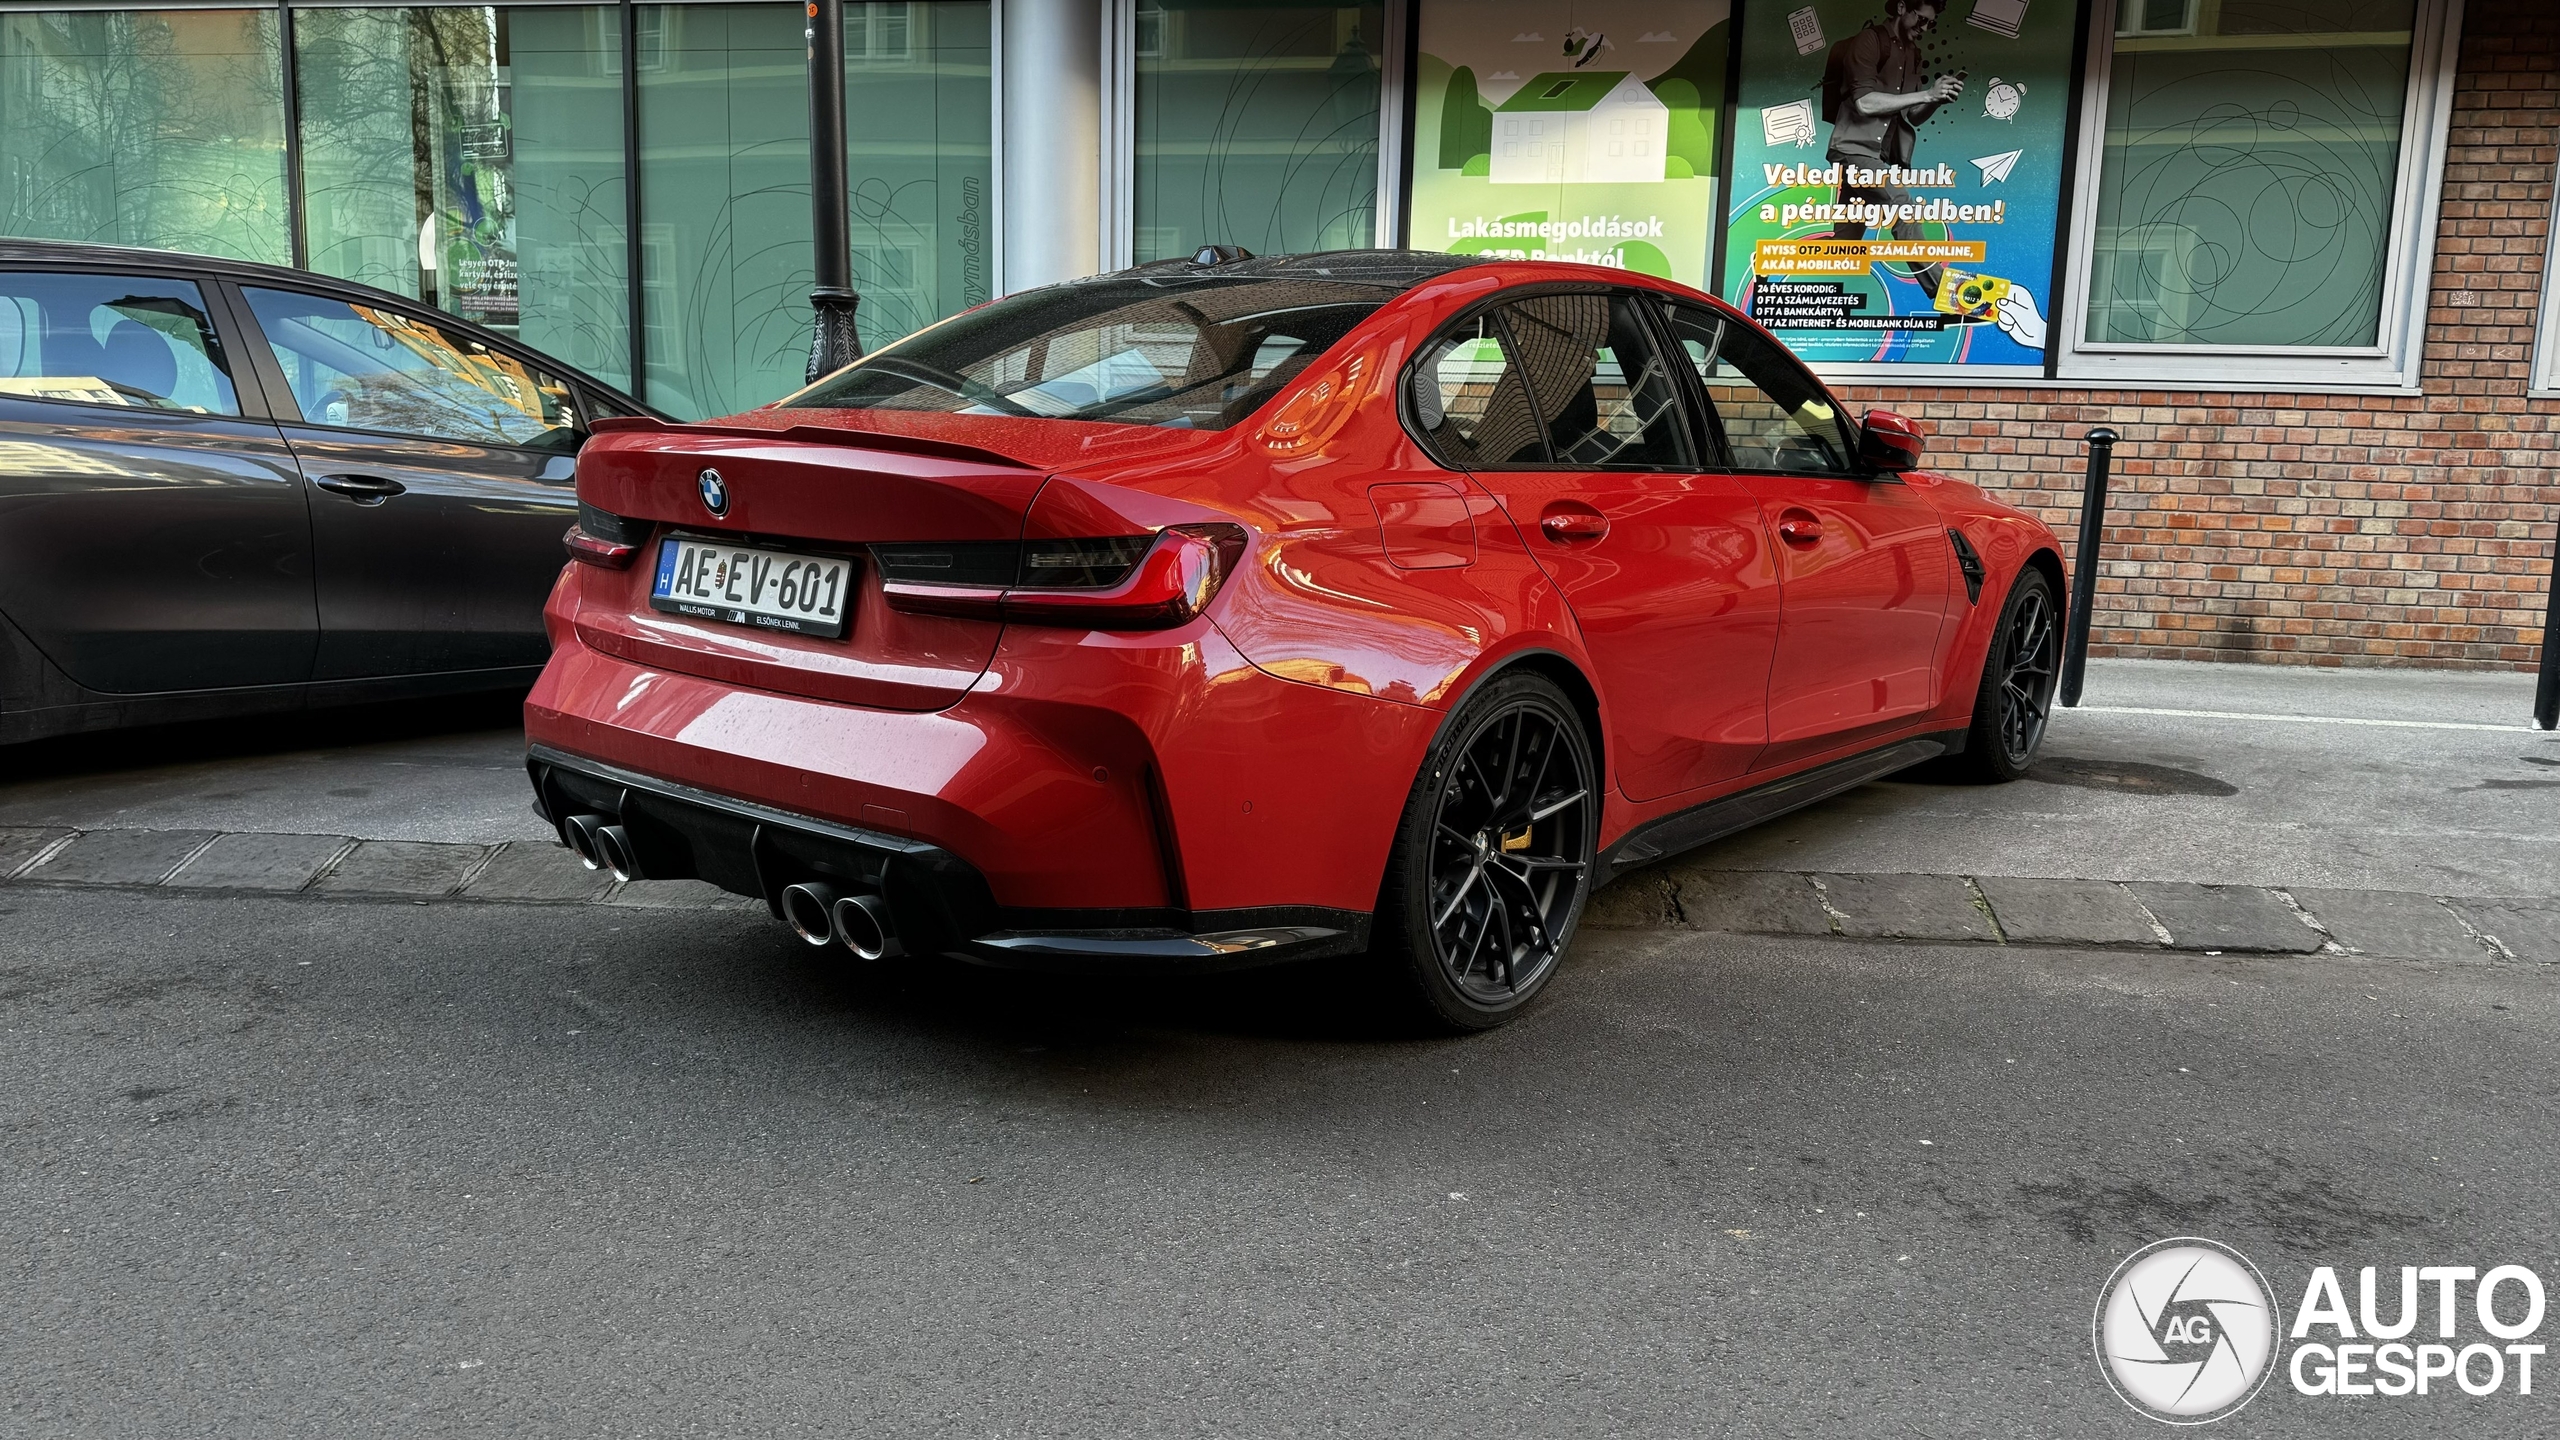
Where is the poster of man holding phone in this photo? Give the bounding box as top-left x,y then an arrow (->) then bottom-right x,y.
1821,0 -> 1961,302
1720,0 -> 2072,372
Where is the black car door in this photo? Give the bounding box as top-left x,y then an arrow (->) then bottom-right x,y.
229,281 -> 585,680
0,267 -> 316,693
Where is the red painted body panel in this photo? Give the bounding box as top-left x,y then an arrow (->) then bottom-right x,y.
525,259 -> 2064,939
1742,471 -> 1956,770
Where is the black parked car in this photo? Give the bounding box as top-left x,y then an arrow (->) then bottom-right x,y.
0,241 -> 658,744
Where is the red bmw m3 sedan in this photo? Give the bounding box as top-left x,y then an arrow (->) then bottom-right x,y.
525,251 -> 2065,1029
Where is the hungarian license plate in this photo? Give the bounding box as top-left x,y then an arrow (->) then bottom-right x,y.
650,535 -> 854,639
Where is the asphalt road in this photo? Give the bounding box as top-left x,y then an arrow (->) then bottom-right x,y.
8,889 -> 2556,1438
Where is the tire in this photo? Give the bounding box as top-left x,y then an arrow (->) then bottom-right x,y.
1370,671 -> 1599,1032
1945,565 -> 2061,783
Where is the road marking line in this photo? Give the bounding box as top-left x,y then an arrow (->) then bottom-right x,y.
2069,705 -> 2541,734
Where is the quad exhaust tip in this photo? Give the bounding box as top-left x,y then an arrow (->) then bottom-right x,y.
562,813 -> 605,870
777,882 -> 901,958
560,814 -> 640,882
831,892 -> 901,961
779,882 -> 840,946
591,825 -> 639,883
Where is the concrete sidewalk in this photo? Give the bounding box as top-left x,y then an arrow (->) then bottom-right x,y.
0,661 -> 2550,955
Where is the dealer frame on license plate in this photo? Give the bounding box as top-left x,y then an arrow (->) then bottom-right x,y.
649,534 -> 855,640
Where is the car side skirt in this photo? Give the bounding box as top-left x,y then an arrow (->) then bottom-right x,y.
1598,728 -> 1969,879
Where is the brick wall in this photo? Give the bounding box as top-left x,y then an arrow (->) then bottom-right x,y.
1834,0 -> 2558,670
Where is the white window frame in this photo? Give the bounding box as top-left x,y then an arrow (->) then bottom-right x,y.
2056,0 -> 2464,392
1102,0 -> 1408,268
2532,172 -> 2560,398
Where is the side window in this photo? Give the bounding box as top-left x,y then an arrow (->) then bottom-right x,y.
0,272 -> 240,416
1408,313 -> 1547,468
1663,304 -> 1853,475
240,286 -> 582,451
1499,292 -> 1693,469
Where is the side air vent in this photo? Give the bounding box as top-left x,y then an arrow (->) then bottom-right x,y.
1948,528 -> 1987,605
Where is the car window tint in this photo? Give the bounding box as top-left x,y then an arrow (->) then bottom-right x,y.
782,276 -> 1386,430
1662,304 -> 1852,474
0,272 -> 240,416
241,286 -> 581,450
1409,313 -> 1546,467
1497,293 -> 1693,469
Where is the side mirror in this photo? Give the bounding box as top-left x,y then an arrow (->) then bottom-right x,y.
1859,409 -> 1925,471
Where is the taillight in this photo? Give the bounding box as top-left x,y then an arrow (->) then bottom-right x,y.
564,501 -> 647,568
879,524 -> 1247,630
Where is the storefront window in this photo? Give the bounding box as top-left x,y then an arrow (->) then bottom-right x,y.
1132,2 -> 1384,264
2085,0 -> 2420,349
842,2 -> 993,344
0,9 -> 289,264
294,6 -> 631,388
636,2 -> 811,419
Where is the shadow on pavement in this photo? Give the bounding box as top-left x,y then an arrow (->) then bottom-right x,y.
3,688 -> 528,783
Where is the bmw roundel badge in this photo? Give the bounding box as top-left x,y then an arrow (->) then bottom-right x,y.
697,468 -> 729,517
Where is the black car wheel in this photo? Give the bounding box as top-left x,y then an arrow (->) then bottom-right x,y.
1372,671 -> 1597,1031
1948,566 -> 2061,783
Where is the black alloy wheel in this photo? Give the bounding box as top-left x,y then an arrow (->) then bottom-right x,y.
1947,566 -> 2061,783
1374,672 -> 1597,1030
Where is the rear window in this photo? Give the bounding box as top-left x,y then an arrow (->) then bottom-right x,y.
778,276 -> 1388,430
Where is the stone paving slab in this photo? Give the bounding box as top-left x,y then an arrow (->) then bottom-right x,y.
0,826 -> 70,879
166,832 -> 352,892
461,841 -> 616,903
2126,882 -> 2326,953
5,824 -> 2554,970
2451,901 -> 2560,964
310,840 -> 490,899
2290,888 -> 2488,963
1816,872 -> 1997,942
1666,868 -> 1832,935
25,829 -> 217,887
1973,876 -> 2161,948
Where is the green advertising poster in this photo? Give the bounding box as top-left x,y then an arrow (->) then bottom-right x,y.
1409,1 -> 1730,289
1721,0 -> 2074,370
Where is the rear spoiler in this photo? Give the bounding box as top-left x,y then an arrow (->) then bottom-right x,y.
589,413 -> 1034,471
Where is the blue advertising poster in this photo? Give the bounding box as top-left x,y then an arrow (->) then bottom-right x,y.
1720,0 -> 2073,369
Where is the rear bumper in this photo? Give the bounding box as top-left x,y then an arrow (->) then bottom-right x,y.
530,745 -> 1368,971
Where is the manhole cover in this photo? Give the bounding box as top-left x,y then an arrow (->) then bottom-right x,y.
2024,757 -> 2237,796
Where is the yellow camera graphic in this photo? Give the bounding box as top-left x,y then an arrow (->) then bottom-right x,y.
1934,268 -> 2011,321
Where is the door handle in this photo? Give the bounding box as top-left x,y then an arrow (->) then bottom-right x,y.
1539,504 -> 1609,545
312,473 -> 406,504
1776,509 -> 1823,547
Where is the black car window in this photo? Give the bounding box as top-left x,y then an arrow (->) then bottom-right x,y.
0,272 -> 240,416
779,276 -> 1386,430
1497,292 -> 1693,470
241,286 -> 582,451
1660,303 -> 1853,475
1408,312 -> 1547,468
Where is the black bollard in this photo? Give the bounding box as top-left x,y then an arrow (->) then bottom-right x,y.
2058,427 -> 2118,710
2537,509 -> 2557,731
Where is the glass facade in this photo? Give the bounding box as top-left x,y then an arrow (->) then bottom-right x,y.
1133,2 -> 1382,264
295,6 -> 630,386
0,9 -> 289,263
0,0 -> 2468,396
2087,0 -> 2420,348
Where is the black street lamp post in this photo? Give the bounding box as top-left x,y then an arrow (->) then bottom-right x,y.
805,0 -> 861,383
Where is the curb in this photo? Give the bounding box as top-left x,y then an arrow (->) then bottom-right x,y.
1583,866 -> 2556,964
5,824 -> 2553,963
0,825 -> 761,913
